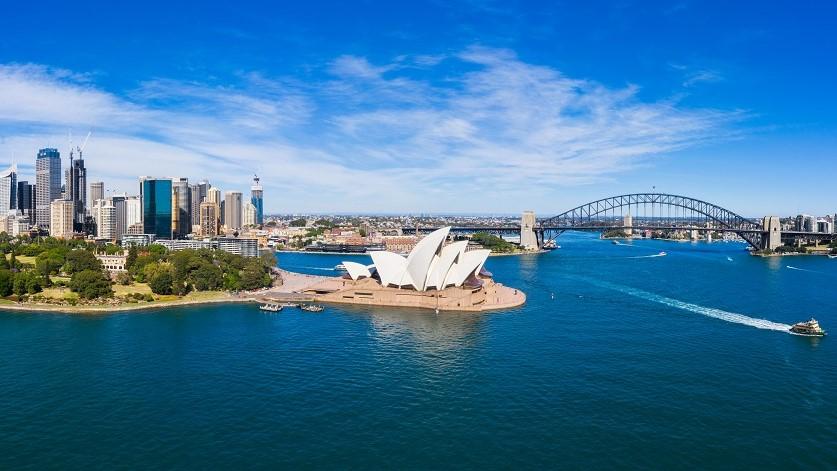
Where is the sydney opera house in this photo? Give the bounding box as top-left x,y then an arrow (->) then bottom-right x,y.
307,227 -> 525,311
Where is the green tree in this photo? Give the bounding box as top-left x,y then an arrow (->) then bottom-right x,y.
35,249 -> 66,276
0,269 -> 13,297
289,218 -> 307,227
191,262 -> 223,291
125,246 -> 138,271
69,270 -> 114,299
148,268 -> 174,295
63,249 -> 102,274
240,261 -> 270,290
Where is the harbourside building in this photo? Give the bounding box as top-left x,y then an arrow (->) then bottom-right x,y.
96,252 -> 128,273
122,233 -> 156,246
156,237 -> 258,257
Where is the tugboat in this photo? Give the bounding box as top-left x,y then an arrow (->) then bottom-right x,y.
789,318 -> 826,336
259,302 -> 282,312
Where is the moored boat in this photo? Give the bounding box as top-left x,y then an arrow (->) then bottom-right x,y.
334,264 -> 347,272
789,318 -> 826,336
259,303 -> 282,312
300,304 -> 325,313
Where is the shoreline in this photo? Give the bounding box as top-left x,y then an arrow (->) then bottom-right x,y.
0,293 -> 254,315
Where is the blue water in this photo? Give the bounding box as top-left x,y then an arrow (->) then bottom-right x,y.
1,232 -> 836,469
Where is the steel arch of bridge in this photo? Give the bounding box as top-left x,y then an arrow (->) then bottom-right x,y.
538,193 -> 764,248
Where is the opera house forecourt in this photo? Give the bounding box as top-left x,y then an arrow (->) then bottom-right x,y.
291,227 -> 525,311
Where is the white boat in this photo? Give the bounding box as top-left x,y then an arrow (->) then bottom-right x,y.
658,251 -> 667,256
334,264 -> 347,271
300,304 -> 325,313
828,254 -> 837,259
259,303 -> 282,312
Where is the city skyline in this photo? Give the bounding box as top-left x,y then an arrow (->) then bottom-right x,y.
1,2 -> 836,216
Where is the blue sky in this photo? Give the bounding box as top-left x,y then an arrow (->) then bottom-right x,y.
0,0 -> 835,216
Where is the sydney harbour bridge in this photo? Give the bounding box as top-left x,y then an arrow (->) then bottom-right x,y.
402,193 -> 835,251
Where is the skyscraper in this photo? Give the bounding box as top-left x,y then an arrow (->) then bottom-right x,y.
224,191 -> 242,231
16,180 -> 34,223
250,175 -> 263,225
140,177 -> 172,239
111,193 -> 127,240
65,149 -> 87,228
171,178 -> 191,238
190,180 -> 209,227
89,181 -> 104,213
36,148 -> 62,228
0,164 -> 17,212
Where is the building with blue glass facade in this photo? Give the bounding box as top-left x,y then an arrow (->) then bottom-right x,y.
140,177 -> 172,239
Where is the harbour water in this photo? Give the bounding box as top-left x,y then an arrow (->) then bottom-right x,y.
1,232 -> 835,468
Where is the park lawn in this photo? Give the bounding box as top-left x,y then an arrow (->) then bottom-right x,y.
149,290 -> 228,303
112,282 -> 153,297
41,287 -> 79,300
16,255 -> 37,265
50,275 -> 72,284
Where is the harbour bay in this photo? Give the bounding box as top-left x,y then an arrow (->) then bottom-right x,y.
1,232 -> 835,469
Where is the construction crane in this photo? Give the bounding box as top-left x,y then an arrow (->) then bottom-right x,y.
77,131 -> 92,158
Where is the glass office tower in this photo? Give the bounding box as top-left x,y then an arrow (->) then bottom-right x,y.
140,177 -> 172,239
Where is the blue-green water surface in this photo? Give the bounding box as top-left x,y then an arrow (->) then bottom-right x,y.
1,232 -> 835,469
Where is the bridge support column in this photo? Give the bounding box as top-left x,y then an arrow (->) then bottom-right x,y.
520,211 -> 539,250
761,216 -> 782,251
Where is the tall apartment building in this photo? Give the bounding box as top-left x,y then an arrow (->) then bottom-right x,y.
66,151 -> 87,227
50,199 -> 74,239
93,198 -> 117,240
199,201 -> 219,237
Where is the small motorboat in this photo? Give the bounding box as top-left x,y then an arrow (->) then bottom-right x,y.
658,251 -> 667,256
789,318 -> 826,336
828,254 -> 837,259
300,304 -> 325,313
259,302 -> 282,312
334,264 -> 347,272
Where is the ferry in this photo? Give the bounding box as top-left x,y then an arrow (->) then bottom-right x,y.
300,304 -> 325,313
259,302 -> 282,312
789,318 -> 826,336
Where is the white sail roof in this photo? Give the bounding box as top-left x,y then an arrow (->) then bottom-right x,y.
344,227 -> 489,291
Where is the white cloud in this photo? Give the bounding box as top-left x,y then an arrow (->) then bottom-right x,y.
0,49 -> 743,213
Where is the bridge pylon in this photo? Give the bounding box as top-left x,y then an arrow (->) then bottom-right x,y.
520,211 -> 539,249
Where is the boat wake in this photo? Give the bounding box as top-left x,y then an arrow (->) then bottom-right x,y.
287,266 -> 336,271
786,265 -> 820,274
580,278 -> 791,332
627,253 -> 666,259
